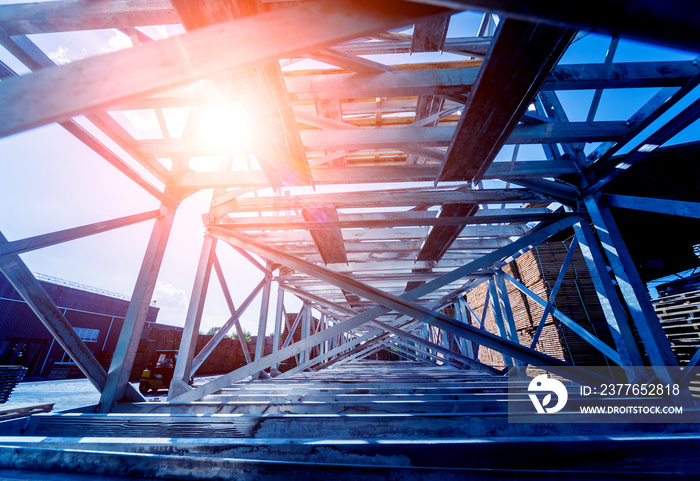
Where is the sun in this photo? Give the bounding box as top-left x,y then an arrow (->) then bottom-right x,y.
198,102 -> 257,154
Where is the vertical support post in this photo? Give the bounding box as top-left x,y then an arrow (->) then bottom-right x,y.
169,235 -> 217,398
100,206 -> 176,411
495,270 -> 519,344
301,303 -> 312,364
584,193 -> 678,370
456,298 -> 474,358
573,220 -> 644,368
325,317 -> 331,354
440,328 -> 449,349
488,277 -> 513,367
422,324 -> 430,360
495,269 -> 523,367
453,300 -> 468,356
253,270 -> 273,377
472,288 -> 491,359
271,283 -> 284,376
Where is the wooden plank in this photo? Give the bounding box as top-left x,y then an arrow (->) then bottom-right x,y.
302,208 -> 348,264
0,0 -> 445,139
406,95 -> 445,165
334,36 -> 492,56
315,99 -> 347,168
307,49 -> 398,73
406,203 -> 478,292
411,12 -> 451,52
437,19 -> 575,183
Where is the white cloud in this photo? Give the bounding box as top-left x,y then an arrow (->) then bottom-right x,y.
47,45 -> 72,65
152,281 -> 189,326
102,31 -> 132,53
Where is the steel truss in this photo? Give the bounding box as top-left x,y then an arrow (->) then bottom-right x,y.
0,0 -> 696,431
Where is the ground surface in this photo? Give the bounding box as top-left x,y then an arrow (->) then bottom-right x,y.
2,375 -> 223,413
2,378 -> 168,412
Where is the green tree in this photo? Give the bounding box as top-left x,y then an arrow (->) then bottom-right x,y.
205,326 -> 221,336
200,326 -> 251,341
232,329 -> 252,342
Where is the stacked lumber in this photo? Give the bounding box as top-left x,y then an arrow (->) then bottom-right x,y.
653,289 -> 700,365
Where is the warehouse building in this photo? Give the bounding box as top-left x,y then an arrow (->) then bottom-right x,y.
0,274 -> 160,379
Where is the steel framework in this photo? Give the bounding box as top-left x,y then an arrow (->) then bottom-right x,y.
0,0 -> 699,478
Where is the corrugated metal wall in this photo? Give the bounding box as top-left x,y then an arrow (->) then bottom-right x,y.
0,275 -> 159,377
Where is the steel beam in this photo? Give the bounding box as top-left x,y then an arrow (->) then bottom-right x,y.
417,0 -> 700,53
169,236 -> 217,398
0,210 -> 160,258
215,210 -> 574,231
278,330 -> 387,377
487,278 -> 513,366
210,220 -> 589,366
0,37 -> 172,203
271,285 -> 285,373
0,0 -> 444,139
99,205 -> 176,411
286,61 -> 699,100
605,195 -> 700,220
584,95 -> 700,195
583,194 -> 678,370
0,232 -> 111,393
372,320 -> 501,374
0,0 -> 179,35
255,272 -> 273,365
502,272 -> 623,365
437,19 -> 574,183
171,215 -> 586,402
212,256 -> 252,364
572,221 -> 644,368
388,341 -> 453,366
529,239 -> 578,347
182,161 -> 579,190
190,279 -> 265,375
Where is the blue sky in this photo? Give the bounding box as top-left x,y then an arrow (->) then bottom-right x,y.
0,7 -> 698,333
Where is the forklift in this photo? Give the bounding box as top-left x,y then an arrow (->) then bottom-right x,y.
139,350 -> 178,394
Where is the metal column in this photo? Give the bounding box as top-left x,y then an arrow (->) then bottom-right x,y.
100,205 -> 176,411
169,235 -> 217,398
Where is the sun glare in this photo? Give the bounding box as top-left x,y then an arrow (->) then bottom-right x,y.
199,102 -> 256,153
